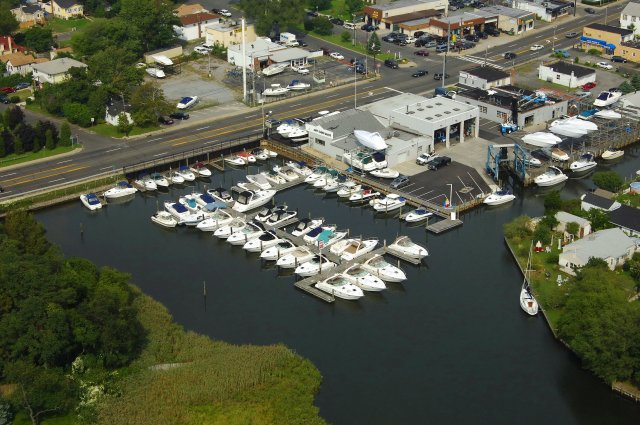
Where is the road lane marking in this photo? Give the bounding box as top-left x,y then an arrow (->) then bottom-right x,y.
0,190 -> 12,195
0,172 -> 17,177
1,164 -> 78,184
6,166 -> 89,187
49,178 -> 65,183
384,87 -> 403,93
99,166 -> 114,170
57,159 -> 73,164
153,152 -> 169,157
204,141 -> 216,145
196,126 -> 210,131
105,148 -> 121,153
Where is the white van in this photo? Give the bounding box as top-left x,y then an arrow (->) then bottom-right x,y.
343,22 -> 357,29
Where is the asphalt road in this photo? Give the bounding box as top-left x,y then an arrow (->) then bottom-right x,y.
0,4 -> 628,200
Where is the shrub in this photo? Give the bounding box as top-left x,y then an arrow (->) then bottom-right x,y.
9,96 -> 20,103
546,252 -> 560,264
587,48 -> 601,56
592,171 -> 624,192
63,102 -> 93,127
340,30 -> 351,42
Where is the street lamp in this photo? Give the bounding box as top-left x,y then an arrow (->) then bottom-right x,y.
352,13 -> 356,46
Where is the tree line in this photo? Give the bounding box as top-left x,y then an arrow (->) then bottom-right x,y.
1,106 -> 71,158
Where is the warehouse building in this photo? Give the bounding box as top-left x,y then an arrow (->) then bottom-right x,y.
458,66 -> 512,90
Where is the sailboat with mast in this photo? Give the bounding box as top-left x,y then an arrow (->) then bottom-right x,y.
520,242 -> 539,316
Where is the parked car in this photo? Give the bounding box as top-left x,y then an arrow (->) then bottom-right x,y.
416,152 -> 438,165
414,31 -> 425,38
414,50 -> 430,57
611,55 -> 628,63
412,70 -> 428,77
329,52 -> 344,60
476,31 -> 488,39
384,59 -> 398,69
14,82 -> 30,90
158,115 -> 174,125
435,44 -> 448,53
330,18 -> 344,25
218,9 -> 232,17
596,61 -> 614,70
361,24 -> 377,32
465,34 -> 479,42
565,31 -> 579,38
485,27 -> 499,36
390,175 -> 410,189
395,39 -> 408,46
0,94 -> 9,104
177,96 -> 198,109
530,44 -> 544,51
404,36 -> 416,44
194,46 -> 209,54
504,52 -> 517,60
585,7 -> 596,14
427,156 -> 452,170
170,111 -> 190,120
433,73 -> 450,80
0,86 -> 16,94
581,82 -> 597,90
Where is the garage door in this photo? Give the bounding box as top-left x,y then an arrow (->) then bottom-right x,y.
396,151 -> 408,164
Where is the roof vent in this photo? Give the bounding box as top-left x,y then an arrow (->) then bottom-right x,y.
453,107 -> 460,111
435,114 -> 442,117
435,102 -> 442,106
427,105 -> 433,108
417,108 -> 424,111
425,117 -> 433,120
406,111 -> 415,115
444,111 -> 451,114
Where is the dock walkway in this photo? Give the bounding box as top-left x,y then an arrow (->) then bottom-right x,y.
426,219 -> 463,234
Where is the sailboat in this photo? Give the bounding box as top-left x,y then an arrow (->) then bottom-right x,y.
520,243 -> 539,316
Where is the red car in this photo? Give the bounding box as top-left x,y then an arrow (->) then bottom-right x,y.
581,82 -> 597,90
414,50 -> 429,57
0,86 -> 16,94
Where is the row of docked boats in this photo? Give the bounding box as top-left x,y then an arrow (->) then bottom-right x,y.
223,148 -> 278,166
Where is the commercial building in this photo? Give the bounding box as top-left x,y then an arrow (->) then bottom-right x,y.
206,22 -> 257,48
227,38 -> 286,70
363,0 -> 447,30
454,84 -> 568,128
618,40 -> 640,63
458,66 -> 512,90
174,12 -> 221,41
581,23 -> 633,55
538,61 -> 596,88
32,58 -> 87,85
512,0 -> 573,22
473,6 -> 535,35
559,228 -> 637,272
427,12 -> 491,38
620,2 -> 640,37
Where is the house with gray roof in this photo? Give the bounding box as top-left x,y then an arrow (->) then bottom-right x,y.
32,58 -> 87,85
621,2 -> 640,37
554,211 -> 591,239
580,192 -> 621,212
559,228 -> 637,273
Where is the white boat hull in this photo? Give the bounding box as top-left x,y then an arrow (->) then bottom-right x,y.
601,150 -> 623,160
387,242 -> 428,260
103,186 -> 137,199
370,168 -> 399,179
342,270 -> 386,292
232,190 -> 277,213
80,194 -> 103,211
520,286 -> 539,316
404,209 -> 432,223
243,236 -> 283,252
315,278 -> 364,300
260,242 -> 296,261
483,192 -> 516,206
151,212 -> 177,228
295,261 -> 336,277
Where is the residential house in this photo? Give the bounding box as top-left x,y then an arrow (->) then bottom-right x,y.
32,58 -> 87,84
1,53 -> 48,76
609,205 -> 640,237
0,36 -> 26,56
620,2 -> 640,36
174,3 -> 207,17
50,0 -> 84,19
10,3 -> 46,29
227,37 -> 286,70
205,21 -> 257,48
581,23 -> 633,55
554,211 -> 591,240
458,66 -> 512,90
558,228 -> 637,272
580,192 -> 621,212
105,100 -> 133,127
174,12 -> 221,41
538,61 -> 596,88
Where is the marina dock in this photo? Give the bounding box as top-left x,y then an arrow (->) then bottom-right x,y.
426,218 -> 463,234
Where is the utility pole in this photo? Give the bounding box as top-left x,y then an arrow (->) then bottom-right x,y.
241,18 -> 247,104
442,18 -> 450,88
352,13 -> 357,46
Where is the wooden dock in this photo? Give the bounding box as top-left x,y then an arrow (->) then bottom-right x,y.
426,219 -> 463,234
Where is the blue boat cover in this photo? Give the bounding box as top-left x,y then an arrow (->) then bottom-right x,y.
87,193 -> 100,205
180,165 -> 189,171
173,203 -> 188,213
414,209 -> 427,215
399,197 -> 406,201
306,226 -> 323,237
200,194 -> 215,203
186,198 -> 197,208
204,202 -> 227,211
117,181 -> 131,188
316,230 -> 333,244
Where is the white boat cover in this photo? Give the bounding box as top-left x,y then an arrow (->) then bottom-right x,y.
594,110 -> 622,120
354,130 -> 387,151
521,132 -> 561,147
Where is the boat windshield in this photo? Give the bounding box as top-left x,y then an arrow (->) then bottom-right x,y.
596,92 -> 610,101
397,238 -> 412,247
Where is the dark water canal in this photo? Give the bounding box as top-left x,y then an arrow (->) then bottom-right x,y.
36,154 -> 640,424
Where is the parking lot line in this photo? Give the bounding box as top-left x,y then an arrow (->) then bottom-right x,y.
415,190 -> 434,198
384,87 -> 403,94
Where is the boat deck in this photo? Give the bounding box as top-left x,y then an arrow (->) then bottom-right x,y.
384,245 -> 423,265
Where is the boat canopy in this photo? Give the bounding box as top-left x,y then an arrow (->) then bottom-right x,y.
354,129 -> 388,151
306,226 -> 324,238
204,202 -> 227,211
316,230 -> 333,244
200,193 -> 215,204
173,203 -> 188,213
117,181 -> 132,188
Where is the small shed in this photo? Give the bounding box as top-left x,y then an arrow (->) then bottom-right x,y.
554,211 -> 591,239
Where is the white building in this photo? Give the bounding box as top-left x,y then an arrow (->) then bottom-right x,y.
206,21 -> 257,47
559,228 -> 637,272
105,100 -> 133,127
458,66 -> 512,90
227,37 -> 285,70
538,61 -> 596,88
621,2 -> 640,36
474,5 -> 535,35
512,0 -> 573,22
174,12 -> 220,41
554,211 -> 592,239
32,58 -> 87,84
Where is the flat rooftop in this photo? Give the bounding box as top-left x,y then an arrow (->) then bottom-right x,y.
391,96 -> 477,121
455,84 -> 564,112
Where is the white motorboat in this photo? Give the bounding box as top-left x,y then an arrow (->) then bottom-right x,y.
238,152 -> 256,163
315,274 -> 364,300
261,63 -> 287,76
341,265 -> 386,292
264,149 -> 278,158
254,205 -> 287,222
521,132 -> 561,147
260,240 -> 297,261
164,202 -> 192,224
291,218 -> 324,236
176,166 -> 196,181
361,254 -> 407,282
232,189 -> 276,213
524,155 -> 542,167
295,255 -> 337,277
276,120 -> 296,136
262,84 -> 289,96
224,155 -> 246,166
570,152 -> 597,173
353,129 -> 388,150
275,165 -> 300,182
285,127 -> 308,139
146,67 -> 165,78
601,148 -> 624,160
329,238 -> 378,261
151,211 -> 177,228
404,208 -> 433,223
594,109 -> 622,120
207,187 -> 235,206
337,182 -> 361,198
261,171 -> 287,185
103,182 -> 138,199
349,188 -> 380,203
312,170 -> 338,188
265,209 -> 297,227
386,236 -> 428,261
370,168 -> 399,179
178,195 -> 200,212
371,152 -> 388,169
552,117 -> 598,132
343,152 -> 377,172
548,123 -> 588,138
167,171 -> 185,184
150,172 -> 170,188
134,174 -> 157,191
80,193 -> 103,210
551,148 -> 570,162
251,148 -> 269,161
246,174 -> 272,190
227,222 -> 266,245
534,166 -> 568,187
483,189 -> 516,206
195,209 -> 233,232
304,166 -> 329,183
371,194 -> 406,212
302,226 -> 334,244
276,246 -> 315,268
214,218 -> 247,239
287,79 -> 311,90
520,244 -> 539,316
243,231 -> 284,252
189,162 -> 212,177
285,161 -> 312,176
593,90 -> 622,107
192,192 -> 217,208
306,228 -> 346,249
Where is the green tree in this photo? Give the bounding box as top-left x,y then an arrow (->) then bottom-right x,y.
340,30 -> 351,42
116,112 -> 133,136
503,215 -> 532,240
88,47 -> 143,102
540,214 -> 559,230
23,27 -> 54,53
0,1 -> 19,35
631,73 -> 640,91
309,0 -> 332,11
4,105 -> 24,130
345,0 -> 364,14
32,134 -> 40,153
45,129 -> 54,150
565,221 -> 580,237
592,171 -> 624,192
131,110 -> 157,127
63,102 -> 93,127
543,190 -> 562,213
59,122 -> 71,147
71,18 -> 143,58
13,134 -> 23,154
618,81 -> 635,94
240,0 -> 305,36
0,60 -> 6,75
367,31 -> 381,53
130,82 -> 172,119
533,223 -> 552,245
311,16 -> 333,35
585,208 -> 612,231
118,0 -> 178,51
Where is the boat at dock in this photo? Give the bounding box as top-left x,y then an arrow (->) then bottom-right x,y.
483,189 -> 516,206
224,155 -> 246,166
246,174 -> 272,190
207,187 -> 235,206
275,165 -> 300,182
291,218 -> 324,236
341,265 -> 386,292
349,188 -> 380,203
601,148 -> 624,160
80,193 -> 103,210
151,211 -> 178,228
189,162 -> 212,177
276,246 -> 315,268
243,230 -> 284,252
176,166 -> 196,181
570,152 -> 597,173
337,182 -> 361,198
133,174 -> 157,191
386,236 -> 428,261
370,168 -> 399,179
213,218 -> 247,239
195,209 -> 233,232
227,221 -> 266,245
370,194 -> 406,212
250,148 -> 268,161
254,205 -> 287,223
295,254 -> 337,277
261,170 -> 287,185
361,254 -> 407,282
265,209 -> 297,227
167,171 -> 185,184
312,228 -> 346,249
238,152 -> 256,163
534,166 -> 568,187
312,169 -> 339,188
192,192 -> 217,207
404,208 -> 433,223
150,172 -> 170,188
286,161 -> 312,176
232,189 -> 276,213
322,175 -> 345,192
164,202 -> 193,225
551,148 -> 569,162
329,238 -> 378,261
315,274 -> 364,300
178,195 -> 200,212
520,243 -> 539,316
260,240 -> 297,261
103,182 -> 138,199
304,166 -> 329,183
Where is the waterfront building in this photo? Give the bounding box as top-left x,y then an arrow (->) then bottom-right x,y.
559,228 -> 637,272
538,61 -> 596,88
554,211 -> 592,240
580,192 -> 621,212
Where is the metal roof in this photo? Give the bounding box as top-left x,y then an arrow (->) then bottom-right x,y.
622,2 -> 640,17
32,58 -> 86,75
311,109 -> 385,139
561,228 -> 636,264
269,47 -> 310,63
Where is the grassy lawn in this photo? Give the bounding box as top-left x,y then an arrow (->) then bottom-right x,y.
616,192 -> 640,208
92,123 -> 159,138
13,412 -> 76,425
44,17 -> 92,34
311,32 -> 395,61
0,145 -> 77,169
